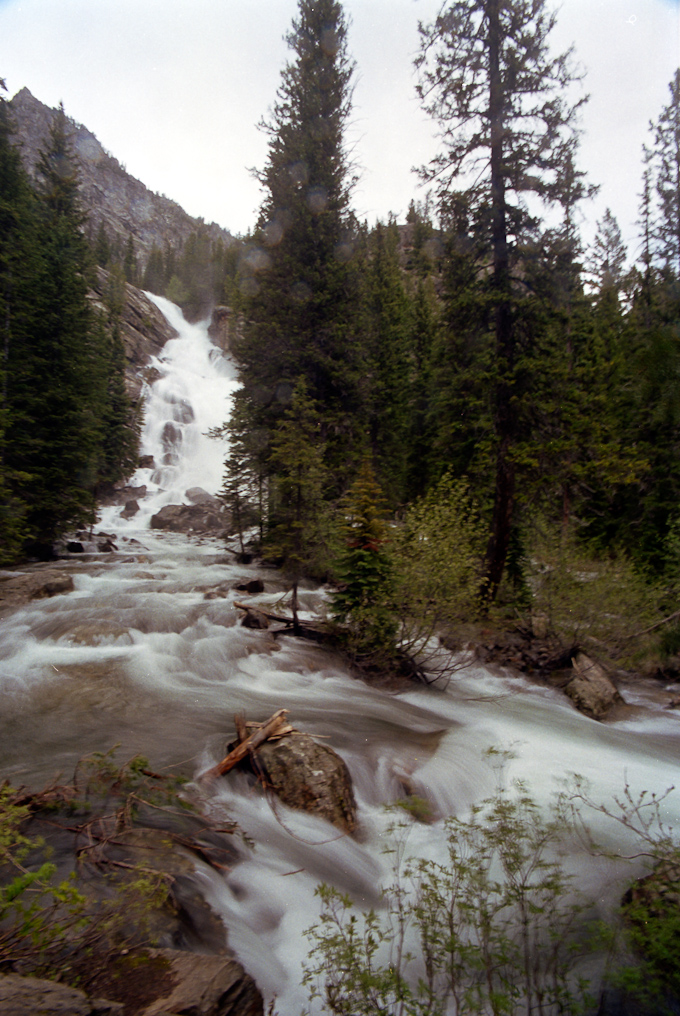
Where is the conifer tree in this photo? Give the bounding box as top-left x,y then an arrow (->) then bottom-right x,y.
266,381 -> 331,629
589,208 -> 627,293
5,105 -> 98,554
142,245 -> 165,295
416,0 -> 588,598
233,0 -> 360,487
329,456 -> 396,661
360,221 -> 413,504
0,81 -> 33,561
651,69 -> 680,276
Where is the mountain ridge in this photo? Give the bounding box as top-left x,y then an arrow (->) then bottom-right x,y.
8,87 -> 235,262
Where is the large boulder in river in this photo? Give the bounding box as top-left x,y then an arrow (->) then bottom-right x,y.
255,733 -> 357,835
565,652 -> 624,720
186,486 -> 221,507
150,503 -> 226,535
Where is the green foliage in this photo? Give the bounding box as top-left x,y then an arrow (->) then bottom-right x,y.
329,458 -> 397,663
229,0 -> 362,498
304,786 -> 598,1016
266,381 -> 336,623
0,783 -> 87,974
393,473 -> 486,636
559,778 -> 680,1013
524,523 -> 663,660
165,273 -> 190,307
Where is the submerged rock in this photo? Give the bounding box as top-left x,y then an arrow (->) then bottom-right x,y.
565,652 -> 624,720
255,732 -> 357,834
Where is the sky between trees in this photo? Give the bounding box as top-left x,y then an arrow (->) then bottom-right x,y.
0,0 -> 678,254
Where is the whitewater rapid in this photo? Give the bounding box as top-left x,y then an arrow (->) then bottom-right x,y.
0,299 -> 679,1013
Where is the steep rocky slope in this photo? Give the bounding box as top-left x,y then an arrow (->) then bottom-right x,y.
89,267 -> 177,400
8,87 -> 234,260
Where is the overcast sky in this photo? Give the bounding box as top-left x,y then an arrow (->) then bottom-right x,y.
0,0 -> 678,262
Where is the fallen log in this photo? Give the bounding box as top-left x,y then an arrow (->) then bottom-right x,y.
233,601 -> 328,641
201,709 -> 291,780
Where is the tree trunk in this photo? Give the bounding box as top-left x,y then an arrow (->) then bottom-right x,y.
484,0 -> 516,601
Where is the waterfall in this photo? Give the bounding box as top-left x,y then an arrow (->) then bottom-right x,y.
100,294 -> 240,532
1,299 -> 679,1013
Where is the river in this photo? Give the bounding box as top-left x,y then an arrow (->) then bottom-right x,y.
1,297 -> 679,1013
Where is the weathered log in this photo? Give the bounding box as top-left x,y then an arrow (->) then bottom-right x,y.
233,601 -> 328,641
202,709 -> 290,780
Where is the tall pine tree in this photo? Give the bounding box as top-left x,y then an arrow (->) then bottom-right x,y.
231,0 -> 360,489
416,0 -> 588,598
5,105 -> 98,555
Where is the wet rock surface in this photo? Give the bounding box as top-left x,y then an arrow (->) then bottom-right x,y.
0,972 -> 123,1015
0,567 -> 75,615
150,503 -> 227,535
564,652 -> 624,720
254,731 -> 358,835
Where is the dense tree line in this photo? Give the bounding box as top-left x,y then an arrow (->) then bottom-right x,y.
217,0 -> 680,666
0,84 -> 140,562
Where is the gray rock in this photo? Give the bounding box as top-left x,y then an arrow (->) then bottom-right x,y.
150,504 -> 226,536
234,579 -> 264,595
185,487 -> 221,507
141,950 -> 263,1016
565,652 -> 624,720
121,499 -> 140,519
241,608 -> 269,630
208,307 -> 233,352
255,732 -> 357,834
30,574 -> 75,599
0,972 -> 122,1016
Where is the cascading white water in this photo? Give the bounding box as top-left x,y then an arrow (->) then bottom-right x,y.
99,294 -> 240,532
1,298 -> 679,1013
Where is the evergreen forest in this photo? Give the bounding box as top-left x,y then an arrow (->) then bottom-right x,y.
0,86 -> 140,561
3,0 -> 680,668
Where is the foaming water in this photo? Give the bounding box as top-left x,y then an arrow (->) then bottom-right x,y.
1,299 -> 679,1013
99,294 -> 239,532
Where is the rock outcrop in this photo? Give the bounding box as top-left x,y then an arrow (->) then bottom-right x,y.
208,307 -> 235,352
564,652 -> 624,720
0,951 -> 263,1016
141,950 -> 263,1016
89,267 -> 177,400
0,568 -> 74,616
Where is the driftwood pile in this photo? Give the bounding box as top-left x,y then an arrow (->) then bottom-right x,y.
201,709 -> 293,781
234,601 -> 327,640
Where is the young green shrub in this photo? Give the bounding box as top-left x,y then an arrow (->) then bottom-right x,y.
0,783 -> 87,975
390,473 -> 486,679
303,787 -> 599,1016
524,523 -> 663,662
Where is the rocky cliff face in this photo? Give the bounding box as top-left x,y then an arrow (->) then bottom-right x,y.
9,87 -> 233,261
89,267 -> 176,400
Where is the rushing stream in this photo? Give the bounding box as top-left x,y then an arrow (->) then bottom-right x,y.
1,299 -> 680,1013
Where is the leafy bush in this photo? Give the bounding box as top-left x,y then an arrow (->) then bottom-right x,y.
524,523 -> 663,660
0,783 -> 87,974
303,786 -> 599,1016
